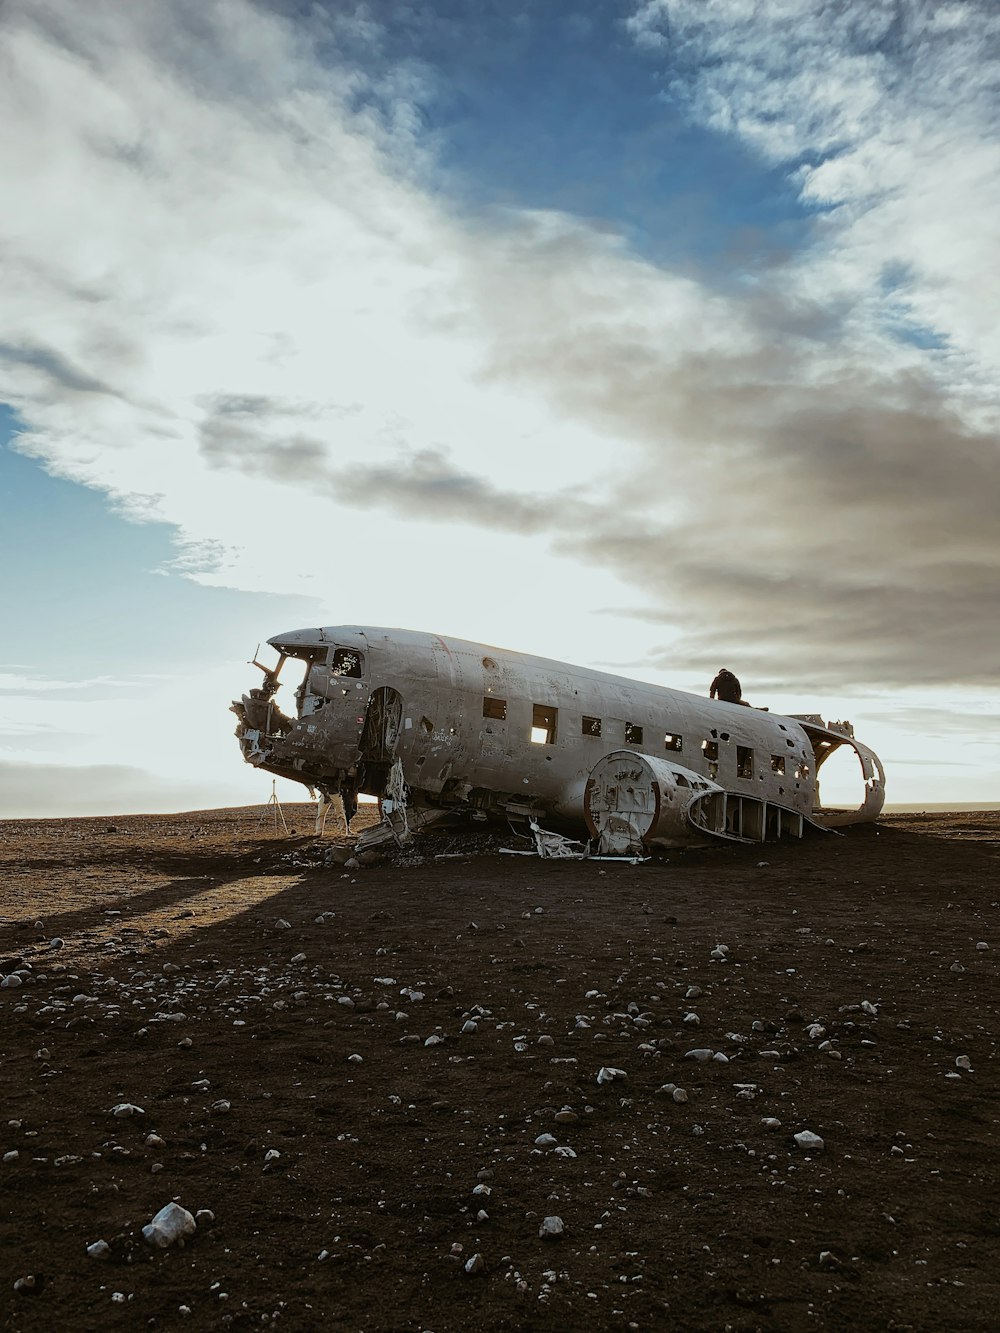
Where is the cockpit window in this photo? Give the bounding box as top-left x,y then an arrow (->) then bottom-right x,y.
330,648 -> 363,678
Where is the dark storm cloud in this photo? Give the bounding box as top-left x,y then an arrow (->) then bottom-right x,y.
197,395 -> 560,535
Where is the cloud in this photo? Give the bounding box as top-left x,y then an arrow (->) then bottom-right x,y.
0,0 -> 997,704
0,760 -> 235,817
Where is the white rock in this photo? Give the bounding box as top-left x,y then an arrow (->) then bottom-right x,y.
464,1252 -> 485,1274
793,1130 -> 825,1152
348,1054 -> 363,1063
3,1150 -> 18,1163
672,1088 -> 689,1103
554,1145 -> 577,1158
712,1051 -> 730,1063
472,1183 -> 492,1197
87,1241 -> 111,1260
539,1216 -> 564,1238
195,1209 -> 215,1225
955,1055 -> 973,1070
145,1134 -> 166,1148
424,1034 -> 444,1047
535,1133 -> 558,1147
861,1000 -> 879,1016
274,919 -> 291,929
596,1066 -> 627,1085
291,953 -> 306,963
110,1103 -> 145,1118
683,1012 -> 701,1025
461,1020 -> 478,1034
1,975 -> 22,989
976,941 -> 989,951
264,1149 -> 281,1163
761,1117 -> 782,1130
142,1202 -> 196,1248
685,1048 -> 714,1062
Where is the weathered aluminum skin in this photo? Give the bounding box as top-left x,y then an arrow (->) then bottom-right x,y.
230,625 -> 885,844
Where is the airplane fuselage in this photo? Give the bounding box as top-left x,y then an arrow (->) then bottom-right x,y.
231,625 -> 885,847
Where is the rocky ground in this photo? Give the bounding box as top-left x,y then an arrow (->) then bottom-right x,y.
0,805 -> 998,1332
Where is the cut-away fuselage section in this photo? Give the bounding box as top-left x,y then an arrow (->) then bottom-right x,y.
230,625 -> 886,850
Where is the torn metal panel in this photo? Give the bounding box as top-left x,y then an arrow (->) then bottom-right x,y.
230,624 -> 886,852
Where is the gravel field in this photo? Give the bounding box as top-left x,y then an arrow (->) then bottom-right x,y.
1,805 -> 998,1332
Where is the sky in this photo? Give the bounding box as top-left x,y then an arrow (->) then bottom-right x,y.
1,0 -> 998,816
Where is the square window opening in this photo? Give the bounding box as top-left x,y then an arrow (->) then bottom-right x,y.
624,721 -> 644,745
664,732 -> 683,752
531,704 -> 557,745
330,648 -> 363,678
737,745 -> 754,779
582,715 -> 602,737
702,740 -> 719,761
483,696 -> 507,720
771,754 -> 786,774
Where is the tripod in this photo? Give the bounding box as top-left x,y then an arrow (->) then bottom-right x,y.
255,779 -> 289,835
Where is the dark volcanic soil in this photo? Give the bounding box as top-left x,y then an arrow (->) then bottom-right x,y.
0,807 -> 998,1333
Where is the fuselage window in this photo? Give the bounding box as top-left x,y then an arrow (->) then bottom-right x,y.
330,648 -> 363,678
736,746 -> 754,779
483,696 -> 507,720
624,722 -> 644,745
702,740 -> 719,761
582,715 -> 602,737
664,732 -> 683,752
531,704 -> 557,745
771,754 -> 786,774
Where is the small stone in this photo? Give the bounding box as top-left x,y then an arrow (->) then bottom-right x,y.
554,1109 -> 578,1124
87,1241 -> 111,1260
142,1201 -> 196,1248
461,1020 -> 478,1034
13,1275 -> 37,1293
793,1130 -> 825,1151
464,1252 -> 485,1274
955,1055 -> 972,1070
976,941 -> 989,951
596,1066 -> 627,1085
671,1088 -> 688,1103
761,1117 -> 782,1130
291,953 -> 306,963
685,1048 -> 714,1061
110,1103 -> 144,1118
348,1053 -> 363,1063
274,919 -> 291,930
195,1209 -> 215,1226
535,1133 -> 558,1147
539,1216 -> 564,1238
424,1034 -> 444,1047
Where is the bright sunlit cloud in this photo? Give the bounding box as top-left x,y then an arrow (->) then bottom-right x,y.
1,0 -> 998,811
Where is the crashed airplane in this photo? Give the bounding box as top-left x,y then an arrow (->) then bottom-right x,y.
231,626 -> 885,855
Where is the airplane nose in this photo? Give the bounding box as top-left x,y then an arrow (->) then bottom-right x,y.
267,628 -> 325,654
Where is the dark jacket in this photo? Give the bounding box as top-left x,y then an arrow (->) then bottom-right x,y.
710,670 -> 742,703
